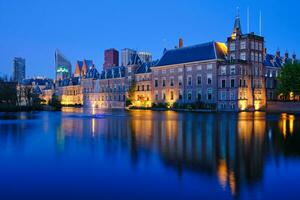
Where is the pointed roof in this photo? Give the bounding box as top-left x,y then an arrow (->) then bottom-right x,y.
232,8 -> 242,37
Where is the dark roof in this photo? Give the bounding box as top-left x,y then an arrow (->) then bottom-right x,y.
84,60 -> 93,68
155,41 -> 227,67
86,66 -> 100,79
33,85 -> 42,94
128,54 -> 143,66
58,77 -> 80,87
136,60 -> 159,74
263,54 -> 299,68
100,66 -> 126,79
21,78 -> 53,86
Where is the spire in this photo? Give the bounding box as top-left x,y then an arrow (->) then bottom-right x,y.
233,7 -> 242,34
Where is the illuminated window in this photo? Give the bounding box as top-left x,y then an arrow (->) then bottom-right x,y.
240,41 -> 246,49
230,43 -> 236,51
240,52 -> 246,61
207,64 -> 213,70
221,66 -> 226,75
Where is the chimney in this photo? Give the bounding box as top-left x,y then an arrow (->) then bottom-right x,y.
276,49 -> 280,57
179,38 -> 183,48
285,51 -> 289,58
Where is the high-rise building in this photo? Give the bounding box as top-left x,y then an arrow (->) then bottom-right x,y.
121,48 -> 137,66
55,50 -> 72,81
13,57 -> 25,83
103,48 -> 119,69
138,51 -> 152,63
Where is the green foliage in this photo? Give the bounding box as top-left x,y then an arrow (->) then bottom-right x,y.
126,98 -> 132,107
277,62 -> 300,100
0,82 -> 18,106
49,94 -> 62,110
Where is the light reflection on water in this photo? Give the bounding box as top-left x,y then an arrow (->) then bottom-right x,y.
0,109 -> 299,200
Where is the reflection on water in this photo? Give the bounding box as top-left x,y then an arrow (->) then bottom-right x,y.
0,109 -> 300,199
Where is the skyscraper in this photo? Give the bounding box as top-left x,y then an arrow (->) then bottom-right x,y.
138,51 -> 152,63
13,57 -> 25,83
103,48 -> 119,69
55,50 -> 72,81
121,48 -> 137,66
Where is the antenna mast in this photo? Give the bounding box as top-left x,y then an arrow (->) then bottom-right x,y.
259,10 -> 262,36
247,7 -> 250,33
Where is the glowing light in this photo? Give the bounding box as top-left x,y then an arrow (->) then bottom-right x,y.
217,160 -> 228,190
238,100 -> 247,111
289,115 -> 295,135
281,113 -> 287,138
254,100 -> 261,110
56,66 -> 69,73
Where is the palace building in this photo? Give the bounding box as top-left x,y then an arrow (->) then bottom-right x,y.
47,13 -> 297,111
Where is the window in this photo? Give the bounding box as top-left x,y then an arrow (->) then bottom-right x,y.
221,80 -> 226,88
197,65 -> 202,70
187,92 -> 192,100
188,76 -> 192,86
221,91 -> 226,100
170,91 -> 174,100
240,41 -> 246,49
207,88 -> 212,100
251,41 -> 254,49
251,52 -> 254,61
239,79 -> 242,87
178,90 -> 183,100
230,43 -> 235,51
154,79 -> 158,87
178,68 -> 183,72
207,74 -> 212,85
162,70 -> 166,74
178,76 -> 183,86
170,69 -> 174,73
207,64 -> 213,70
230,79 -> 235,88
137,85 -> 140,91
221,66 -> 226,75
230,65 -> 236,75
170,78 -> 174,86
243,79 -> 246,87
187,67 -> 192,71
197,92 -> 202,101
147,85 -> 150,91
128,67 -> 131,73
142,85 -> 144,91
155,91 -> 158,101
162,91 -> 166,100
240,52 -> 246,60
197,75 -> 202,85
230,92 -> 235,100
230,53 -> 236,60
162,79 -> 166,87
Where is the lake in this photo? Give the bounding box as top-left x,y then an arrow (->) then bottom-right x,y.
0,108 -> 300,200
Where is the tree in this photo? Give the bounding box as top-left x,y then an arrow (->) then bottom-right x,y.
276,62 -> 300,101
49,94 -> 62,110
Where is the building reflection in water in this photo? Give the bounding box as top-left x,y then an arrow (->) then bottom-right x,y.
55,109 -> 299,197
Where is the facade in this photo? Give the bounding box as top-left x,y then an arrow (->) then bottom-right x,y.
121,48 -> 137,66
13,57 -> 26,83
138,51 -> 152,63
103,48 -> 119,69
55,50 -> 72,81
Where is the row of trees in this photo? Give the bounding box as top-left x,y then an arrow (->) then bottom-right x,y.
277,62 -> 300,101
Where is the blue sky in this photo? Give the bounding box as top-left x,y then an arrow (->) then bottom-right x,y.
0,0 -> 299,79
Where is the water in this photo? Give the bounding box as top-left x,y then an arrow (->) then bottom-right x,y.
0,108 -> 300,200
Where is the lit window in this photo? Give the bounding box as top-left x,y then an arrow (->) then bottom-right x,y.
240,52 -> 246,61
221,66 -> 226,75
207,64 -> 213,70
240,41 -> 246,49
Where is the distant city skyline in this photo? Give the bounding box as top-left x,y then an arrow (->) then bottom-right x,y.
1,0 -> 299,78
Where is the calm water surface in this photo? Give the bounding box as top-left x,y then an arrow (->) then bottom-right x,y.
0,108 -> 300,200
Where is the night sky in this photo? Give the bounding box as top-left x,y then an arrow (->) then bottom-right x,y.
0,0 -> 299,79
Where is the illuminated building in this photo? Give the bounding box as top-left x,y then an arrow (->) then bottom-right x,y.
55,50 -> 72,81
218,12 -> 266,111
